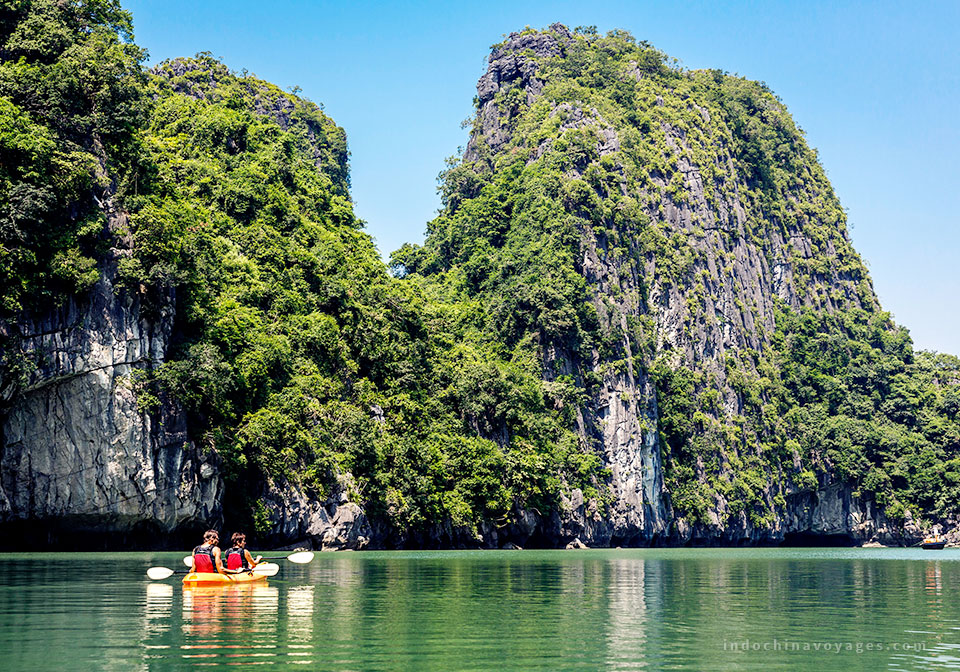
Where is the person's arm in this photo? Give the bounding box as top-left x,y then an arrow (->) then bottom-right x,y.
190,555 -> 196,573
244,549 -> 259,568
214,547 -> 226,574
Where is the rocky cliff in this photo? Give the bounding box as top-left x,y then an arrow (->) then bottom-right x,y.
398,24 -> 958,547
0,43 -> 371,549
3,5 -> 957,550
0,219 -> 221,547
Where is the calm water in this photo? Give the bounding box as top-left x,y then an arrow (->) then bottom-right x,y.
0,548 -> 958,670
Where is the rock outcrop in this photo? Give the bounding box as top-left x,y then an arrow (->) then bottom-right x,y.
466,24 -> 571,162
0,24 -> 943,550
259,479 -> 371,551
448,25 -> 903,548
0,266 -> 222,547
0,253 -> 374,549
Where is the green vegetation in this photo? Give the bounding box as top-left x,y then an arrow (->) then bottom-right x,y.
128,56 -> 605,540
0,0 -> 146,312
2,7 -> 958,542
400,25 -> 960,531
0,3 -> 604,543
772,308 -> 960,520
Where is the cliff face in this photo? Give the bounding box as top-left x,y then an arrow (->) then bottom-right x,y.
0,49 -> 370,549
0,256 -> 221,546
408,24 -> 942,547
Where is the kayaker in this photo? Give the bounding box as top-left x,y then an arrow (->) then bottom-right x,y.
190,529 -> 225,574
224,532 -> 262,572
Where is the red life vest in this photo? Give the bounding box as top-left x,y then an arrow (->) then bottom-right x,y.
193,544 -> 217,573
225,546 -> 248,570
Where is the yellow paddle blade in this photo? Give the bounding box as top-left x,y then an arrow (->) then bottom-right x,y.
146,567 -> 175,580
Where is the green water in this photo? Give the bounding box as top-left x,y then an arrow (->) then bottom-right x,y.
0,548 -> 958,670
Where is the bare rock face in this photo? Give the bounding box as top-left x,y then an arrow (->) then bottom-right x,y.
783,485 -> 918,546
466,24 -> 572,162
467,27 -> 672,547
0,271 -> 221,546
259,478 -> 372,551
565,233 -> 669,547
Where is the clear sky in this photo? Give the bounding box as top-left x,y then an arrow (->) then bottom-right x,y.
125,0 -> 960,354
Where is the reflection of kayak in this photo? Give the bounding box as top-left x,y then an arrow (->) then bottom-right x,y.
182,571 -> 268,585
181,581 -> 279,637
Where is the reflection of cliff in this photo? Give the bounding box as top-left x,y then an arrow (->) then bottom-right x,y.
604,559 -> 655,669
286,585 -> 315,644
144,582 -> 174,640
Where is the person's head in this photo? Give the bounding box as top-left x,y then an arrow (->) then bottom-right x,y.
203,529 -> 219,545
231,532 -> 246,548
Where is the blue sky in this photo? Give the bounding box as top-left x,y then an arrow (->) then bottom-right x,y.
126,0 -> 960,354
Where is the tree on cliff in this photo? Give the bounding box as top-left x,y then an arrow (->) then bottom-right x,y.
0,0 -> 147,312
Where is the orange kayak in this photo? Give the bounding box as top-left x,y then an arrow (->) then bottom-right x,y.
182,571 -> 268,586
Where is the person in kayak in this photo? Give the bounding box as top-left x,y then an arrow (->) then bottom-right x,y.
190,529 -> 225,574
224,532 -> 262,572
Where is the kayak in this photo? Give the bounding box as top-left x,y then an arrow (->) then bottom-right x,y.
182,570 -> 268,586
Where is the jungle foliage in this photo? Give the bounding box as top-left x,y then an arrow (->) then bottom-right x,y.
398,25 -> 960,529
0,0 -> 147,312
130,55 -> 607,539
2,5 -> 958,539
1,2 -> 603,542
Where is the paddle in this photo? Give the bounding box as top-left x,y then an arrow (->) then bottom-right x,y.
147,566 -> 182,580
147,563 -> 281,581
260,551 -> 315,563
181,550 -> 315,567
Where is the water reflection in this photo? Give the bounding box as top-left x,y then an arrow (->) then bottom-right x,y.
176,583 -> 283,666
605,558 -> 651,670
927,561 -> 943,596
3,550 -> 960,670
183,583 -> 277,624
286,585 -> 314,643
143,583 -> 172,640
